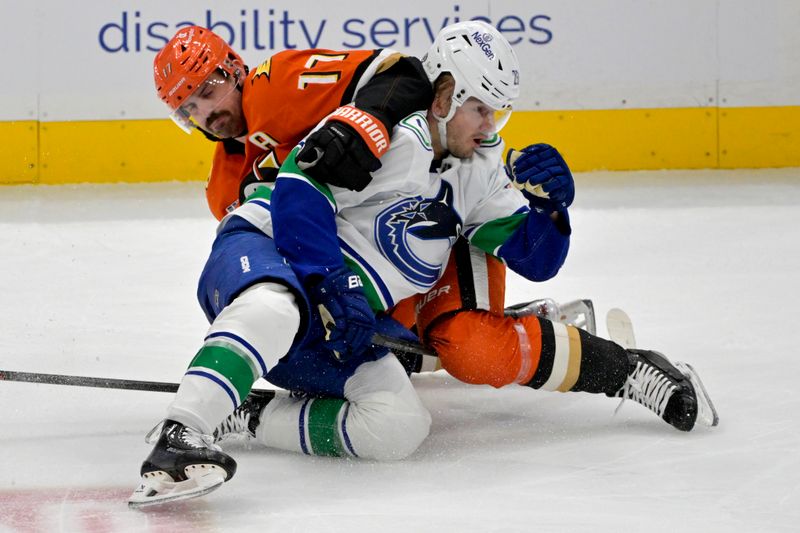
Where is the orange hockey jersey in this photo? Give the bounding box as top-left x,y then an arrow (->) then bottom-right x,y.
206,49 -> 396,220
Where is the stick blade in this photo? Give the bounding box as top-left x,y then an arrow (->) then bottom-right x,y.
606,308 -> 636,349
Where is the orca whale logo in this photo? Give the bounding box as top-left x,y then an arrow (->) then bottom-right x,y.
375,182 -> 462,288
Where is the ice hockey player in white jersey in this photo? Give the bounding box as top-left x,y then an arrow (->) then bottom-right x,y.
130,20 -> 552,508
267,20 -> 715,434
130,20 -> 716,508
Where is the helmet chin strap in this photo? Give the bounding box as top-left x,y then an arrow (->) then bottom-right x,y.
433,99 -> 460,155
435,116 -> 449,153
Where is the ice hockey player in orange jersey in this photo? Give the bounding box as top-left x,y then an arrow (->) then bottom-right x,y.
153,25 -> 717,435
154,26 -> 428,220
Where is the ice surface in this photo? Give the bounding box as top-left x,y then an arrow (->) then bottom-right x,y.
1,169 -> 798,532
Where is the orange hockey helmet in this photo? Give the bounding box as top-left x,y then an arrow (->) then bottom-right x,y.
154,26 -> 245,132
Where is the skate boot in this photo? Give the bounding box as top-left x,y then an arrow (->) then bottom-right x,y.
128,420 -> 237,508
616,349 -> 719,431
214,389 -> 275,443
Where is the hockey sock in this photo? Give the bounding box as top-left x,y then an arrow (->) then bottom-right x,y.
525,318 -> 628,395
167,283 -> 301,434
258,395 -> 353,457
257,356 -> 430,460
167,337 -> 268,435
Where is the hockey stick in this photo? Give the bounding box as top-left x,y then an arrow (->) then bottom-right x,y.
0,334 -> 437,394
371,332 -> 436,357
0,370 -> 185,393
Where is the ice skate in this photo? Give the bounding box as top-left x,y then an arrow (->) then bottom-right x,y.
616,349 -> 719,431
128,420 -> 237,508
213,389 -> 275,443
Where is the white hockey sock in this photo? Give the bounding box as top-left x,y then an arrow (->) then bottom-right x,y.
256,355 -> 431,460
168,282 -> 301,434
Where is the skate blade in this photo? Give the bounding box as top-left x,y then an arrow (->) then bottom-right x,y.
558,299 -> 597,335
675,361 -> 720,427
128,470 -> 226,509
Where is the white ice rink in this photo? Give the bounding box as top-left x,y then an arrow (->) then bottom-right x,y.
1,169 -> 798,532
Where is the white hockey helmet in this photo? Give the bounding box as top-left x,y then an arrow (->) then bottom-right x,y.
423,20 -> 520,134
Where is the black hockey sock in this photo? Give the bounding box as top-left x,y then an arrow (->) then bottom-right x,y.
570,328 -> 629,395
525,317 -> 629,395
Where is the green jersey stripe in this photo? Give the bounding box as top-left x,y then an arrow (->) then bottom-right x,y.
189,345 -> 257,403
469,213 -> 528,255
307,398 -> 347,457
245,185 -> 273,203
280,147 -> 337,208
480,133 -> 501,147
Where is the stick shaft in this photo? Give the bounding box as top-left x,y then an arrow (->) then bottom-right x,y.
0,370 -> 181,393
0,335 -> 436,393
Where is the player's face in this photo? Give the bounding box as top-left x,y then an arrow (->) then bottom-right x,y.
178,71 -> 246,139
446,98 -> 497,158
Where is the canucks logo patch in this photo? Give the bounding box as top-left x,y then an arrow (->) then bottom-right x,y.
375,182 -> 462,288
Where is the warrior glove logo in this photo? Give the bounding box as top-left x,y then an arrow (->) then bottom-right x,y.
329,105 -> 389,156
375,182 -> 462,288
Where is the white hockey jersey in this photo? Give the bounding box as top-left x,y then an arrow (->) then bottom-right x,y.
232,111 -> 566,311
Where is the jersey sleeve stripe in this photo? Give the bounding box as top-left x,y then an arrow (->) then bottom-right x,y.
468,212 -> 528,255
278,147 -> 337,210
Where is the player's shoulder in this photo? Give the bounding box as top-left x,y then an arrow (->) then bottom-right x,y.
242,51 -> 313,108
364,112 -> 433,187
269,48 -> 377,72
394,111 -> 433,153
246,49 -> 381,95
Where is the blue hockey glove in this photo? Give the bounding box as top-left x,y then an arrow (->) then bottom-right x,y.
309,266 -> 377,361
506,144 -> 575,211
